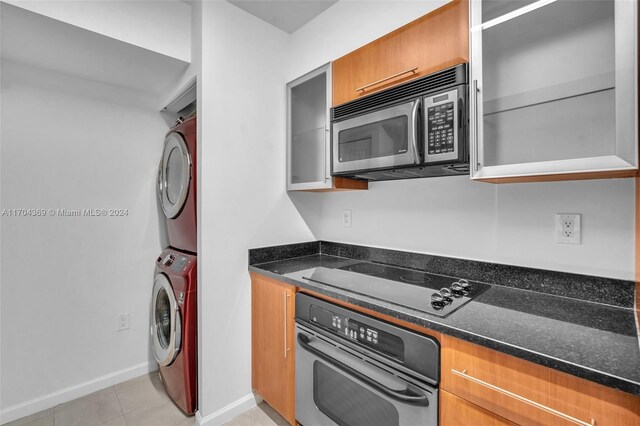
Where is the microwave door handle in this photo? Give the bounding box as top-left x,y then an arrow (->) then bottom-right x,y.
410,98 -> 421,164
297,333 -> 429,407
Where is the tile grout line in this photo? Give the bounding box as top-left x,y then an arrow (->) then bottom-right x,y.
110,385 -> 127,426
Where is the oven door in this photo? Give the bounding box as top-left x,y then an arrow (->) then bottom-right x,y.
332,98 -> 421,174
295,324 -> 437,426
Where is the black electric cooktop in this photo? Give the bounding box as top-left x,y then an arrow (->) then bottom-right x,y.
301,263 -> 490,318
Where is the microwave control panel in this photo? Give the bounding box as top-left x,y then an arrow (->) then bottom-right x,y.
424,88 -> 459,163
427,101 -> 455,154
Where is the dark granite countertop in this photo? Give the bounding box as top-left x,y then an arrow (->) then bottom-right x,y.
248,245 -> 640,397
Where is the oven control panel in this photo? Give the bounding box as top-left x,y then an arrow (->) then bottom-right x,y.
309,304 -> 402,359
332,316 -> 379,345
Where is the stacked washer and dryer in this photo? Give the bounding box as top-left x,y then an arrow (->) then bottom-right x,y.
152,115 -> 198,414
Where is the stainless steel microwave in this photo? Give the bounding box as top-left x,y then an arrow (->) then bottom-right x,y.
331,64 -> 469,181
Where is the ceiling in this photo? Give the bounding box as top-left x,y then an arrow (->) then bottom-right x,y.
0,3 -> 189,98
227,0 -> 338,34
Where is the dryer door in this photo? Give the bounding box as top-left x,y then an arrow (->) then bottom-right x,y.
152,273 -> 182,366
159,132 -> 191,219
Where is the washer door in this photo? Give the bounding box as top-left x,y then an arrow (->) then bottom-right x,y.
159,132 -> 191,219
152,274 -> 182,366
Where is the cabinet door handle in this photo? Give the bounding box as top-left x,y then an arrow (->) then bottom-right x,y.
283,290 -> 290,358
324,126 -> 330,182
472,79 -> 480,172
451,369 -> 596,426
356,67 -> 418,93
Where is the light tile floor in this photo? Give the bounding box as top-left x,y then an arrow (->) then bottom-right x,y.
6,373 -> 286,426
224,403 -> 288,426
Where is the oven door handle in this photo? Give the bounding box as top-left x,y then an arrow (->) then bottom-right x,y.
297,333 -> 429,407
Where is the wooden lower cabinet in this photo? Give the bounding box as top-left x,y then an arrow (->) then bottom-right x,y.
441,335 -> 640,426
251,273 -> 296,425
440,390 -> 515,426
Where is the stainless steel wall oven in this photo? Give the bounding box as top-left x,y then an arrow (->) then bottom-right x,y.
295,293 -> 440,426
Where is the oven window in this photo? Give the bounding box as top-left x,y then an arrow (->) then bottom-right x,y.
313,361 -> 399,426
338,116 -> 408,163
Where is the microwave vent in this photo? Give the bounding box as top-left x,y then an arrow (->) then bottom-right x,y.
353,163 -> 469,181
332,64 -> 467,121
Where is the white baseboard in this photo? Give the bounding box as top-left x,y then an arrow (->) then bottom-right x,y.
196,393 -> 259,426
0,361 -> 156,425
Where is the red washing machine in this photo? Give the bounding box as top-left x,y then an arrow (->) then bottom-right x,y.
158,116 -> 197,254
152,248 -> 197,414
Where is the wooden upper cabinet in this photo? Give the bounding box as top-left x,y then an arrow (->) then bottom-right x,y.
287,64 -> 368,192
251,273 -> 296,425
469,0 -> 638,182
332,0 -> 469,106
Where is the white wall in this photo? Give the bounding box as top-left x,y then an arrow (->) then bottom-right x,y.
2,0 -> 191,62
287,0 -> 448,81
290,177 -> 635,279
285,0 -> 635,281
0,60 -> 166,422
0,1 -> 197,422
197,1 -> 314,423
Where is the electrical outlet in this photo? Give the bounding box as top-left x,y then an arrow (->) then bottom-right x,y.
342,209 -> 352,227
118,313 -> 130,331
556,214 -> 581,244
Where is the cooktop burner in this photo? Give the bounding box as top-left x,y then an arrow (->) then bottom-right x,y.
297,263 -> 490,318
346,262 -> 389,276
400,270 -> 432,284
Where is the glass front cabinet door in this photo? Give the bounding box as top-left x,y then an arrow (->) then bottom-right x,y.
287,64 -> 332,191
470,0 -> 638,182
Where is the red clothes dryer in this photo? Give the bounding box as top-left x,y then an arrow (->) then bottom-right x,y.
152,248 -> 197,414
158,116 -> 197,254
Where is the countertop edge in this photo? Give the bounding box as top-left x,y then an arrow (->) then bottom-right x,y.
249,266 -> 640,397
